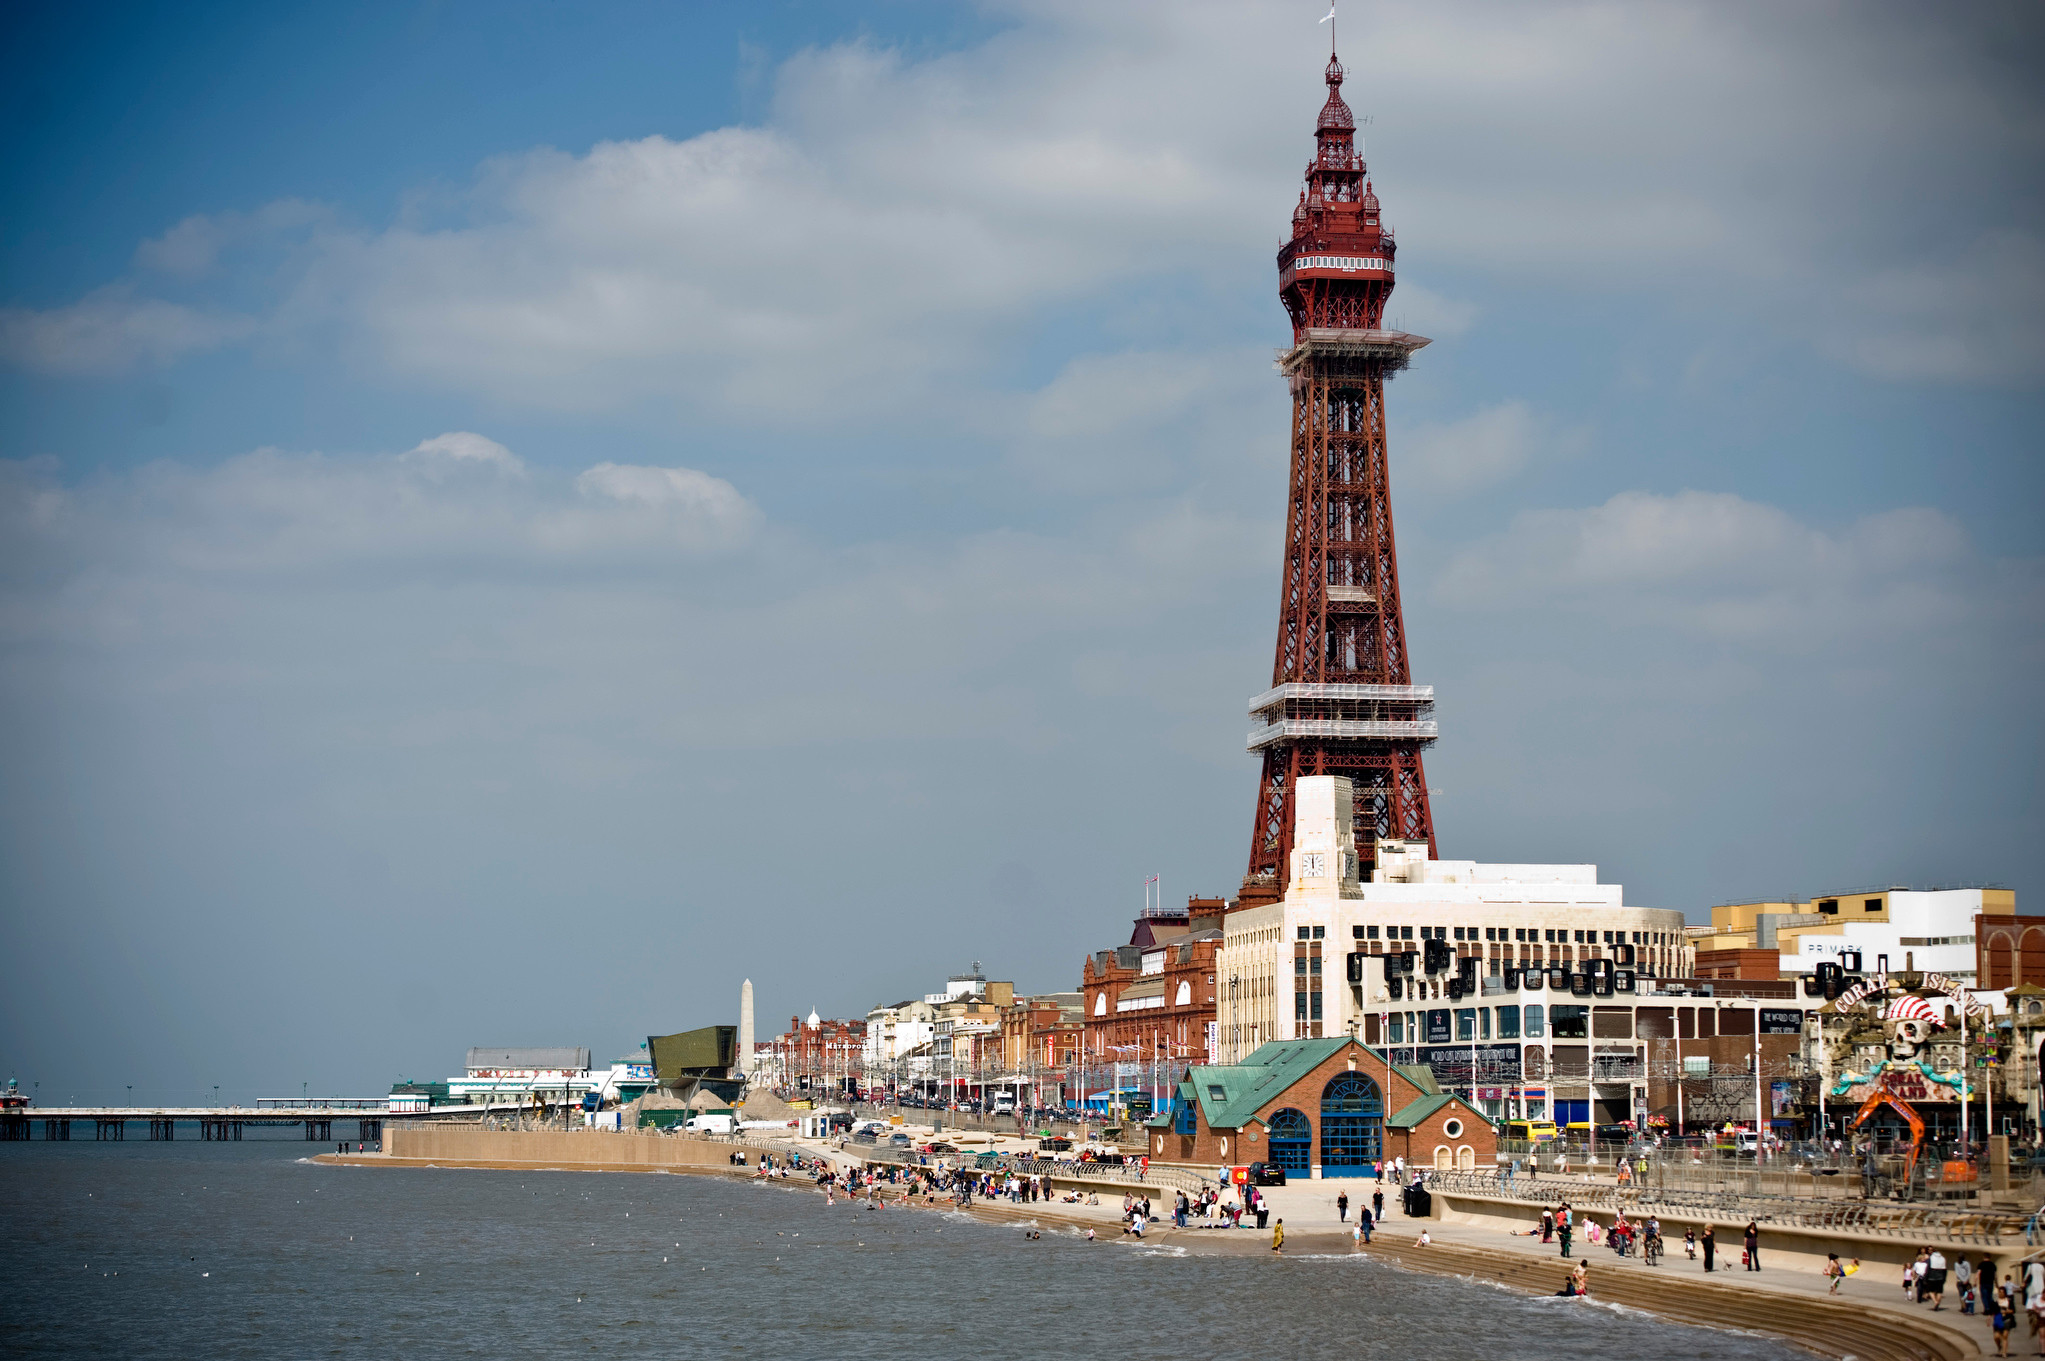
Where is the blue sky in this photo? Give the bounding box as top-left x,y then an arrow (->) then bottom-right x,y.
2,1 -> 2039,1101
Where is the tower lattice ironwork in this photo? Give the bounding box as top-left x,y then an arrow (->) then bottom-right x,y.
1240,49 -> 1437,906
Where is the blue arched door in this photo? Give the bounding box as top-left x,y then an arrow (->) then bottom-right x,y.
1267,1107 -> 1311,1173
1320,1072 -> 1383,1177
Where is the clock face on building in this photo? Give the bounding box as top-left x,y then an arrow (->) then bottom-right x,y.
1302,853 -> 1325,877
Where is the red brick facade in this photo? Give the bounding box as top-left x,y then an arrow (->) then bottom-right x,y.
1080,930 -> 1221,1073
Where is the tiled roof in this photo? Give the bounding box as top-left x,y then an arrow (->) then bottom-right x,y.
1386,1093 -> 1456,1129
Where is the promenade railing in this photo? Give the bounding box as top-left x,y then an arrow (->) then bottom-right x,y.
1427,1167 -> 2031,1246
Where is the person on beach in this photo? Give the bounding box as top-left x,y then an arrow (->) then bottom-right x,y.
1360,1205 -> 1373,1244
1701,1223 -> 1715,1272
1825,1253 -> 1846,1294
1540,1208 -> 1554,1243
1351,1222 -> 1362,1251
1744,1220 -> 1761,1272
1557,1204 -> 1573,1259
1338,1190 -> 1349,1223
1414,1229 -> 1431,1247
1271,1219 -> 1284,1255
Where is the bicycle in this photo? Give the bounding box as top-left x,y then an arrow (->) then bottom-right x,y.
1644,1233 -> 1663,1266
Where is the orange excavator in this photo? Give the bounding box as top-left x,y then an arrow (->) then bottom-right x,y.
1852,1088 -> 1927,1192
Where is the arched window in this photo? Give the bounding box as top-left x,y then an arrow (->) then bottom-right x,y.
1094,993 -> 1106,1016
1319,1072 -> 1383,1177
1175,980 -> 1192,1006
1266,1107 -> 1312,1173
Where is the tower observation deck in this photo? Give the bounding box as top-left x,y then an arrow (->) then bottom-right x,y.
1241,50 -> 1437,907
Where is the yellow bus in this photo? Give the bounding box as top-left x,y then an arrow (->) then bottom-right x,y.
1504,1119 -> 1558,1143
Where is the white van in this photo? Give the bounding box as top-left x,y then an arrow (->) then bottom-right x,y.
992,1094 -> 1016,1115
684,1113 -> 735,1135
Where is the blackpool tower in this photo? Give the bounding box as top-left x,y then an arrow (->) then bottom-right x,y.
1240,48 -> 1437,906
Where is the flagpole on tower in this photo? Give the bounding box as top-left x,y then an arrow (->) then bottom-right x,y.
1320,4 -> 1336,54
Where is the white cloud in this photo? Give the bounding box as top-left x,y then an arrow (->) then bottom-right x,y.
0,438 -> 758,578
0,285 -> 255,375
133,199 -> 330,277
7,1 -> 2035,399
1833,230 -> 2045,386
1402,400 -> 1576,495
1433,489 -> 2027,650
405,431 -> 527,478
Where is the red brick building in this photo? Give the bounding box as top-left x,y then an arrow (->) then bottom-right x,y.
1979,915 -> 2045,990
1692,948 -> 1783,981
1080,927 -> 1222,1079
769,1011 -> 867,1096
1143,1036 -> 1494,1176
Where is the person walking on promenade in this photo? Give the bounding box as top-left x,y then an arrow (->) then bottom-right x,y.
1826,1253 -> 1845,1294
1684,1227 -> 1696,1261
1957,1253 -> 1975,1313
1926,1248 -> 1949,1309
1271,1218 -> 1284,1256
1701,1223 -> 1716,1272
1360,1205 -> 1373,1244
1743,1220 -> 1761,1272
1373,1187 -> 1385,1222
1558,1203 -> 1573,1259
1991,1275 -> 2015,1357
1540,1207 -> 1554,1243
1338,1190 -> 1349,1223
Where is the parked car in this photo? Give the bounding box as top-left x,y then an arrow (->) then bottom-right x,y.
888,1132 -> 913,1147
851,1130 -> 878,1144
1037,1136 -> 1073,1152
1246,1161 -> 1288,1186
919,1141 -> 959,1155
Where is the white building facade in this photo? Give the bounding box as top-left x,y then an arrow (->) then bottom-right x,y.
1217,778 -> 1692,1063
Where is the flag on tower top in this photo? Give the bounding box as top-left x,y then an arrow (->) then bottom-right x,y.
1320,5 -> 1335,21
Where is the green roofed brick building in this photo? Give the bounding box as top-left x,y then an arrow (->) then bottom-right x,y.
1142,1035 -> 1494,1178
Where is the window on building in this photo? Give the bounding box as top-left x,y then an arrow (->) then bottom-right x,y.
1456,1008 -> 1476,1041
1401,926 -> 1414,940
1453,927 -> 1464,941
1524,1005 -> 1544,1038
1309,957 -> 1322,975
1388,1014 -> 1404,1042
1497,1006 -> 1521,1039
1544,929 -> 1556,943
1310,991 -> 1323,1020
1295,958 -> 1307,975
1551,1005 -> 1590,1039
1295,991 -> 1308,1020
1573,930 -> 1586,944
1480,1008 -> 1492,1040
1298,926 -> 1311,940
1353,925 -> 1366,938
1817,899 -> 1839,916
1368,925 -> 1380,939
1865,898 -> 1882,912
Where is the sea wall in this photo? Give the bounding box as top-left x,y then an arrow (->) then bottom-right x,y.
382,1125 -> 739,1172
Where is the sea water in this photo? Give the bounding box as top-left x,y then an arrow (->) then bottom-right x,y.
0,1141 -> 1803,1359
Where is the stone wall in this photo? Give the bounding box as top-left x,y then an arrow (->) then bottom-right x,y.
384,1125 -> 737,1171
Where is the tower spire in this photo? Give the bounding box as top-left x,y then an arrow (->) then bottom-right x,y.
1239,46 -> 1437,912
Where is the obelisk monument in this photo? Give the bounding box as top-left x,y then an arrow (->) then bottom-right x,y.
738,978 -> 755,1078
